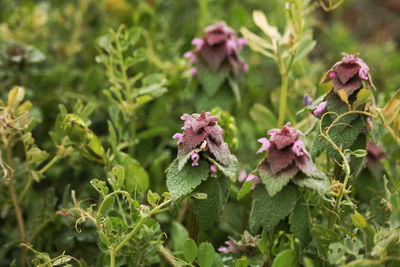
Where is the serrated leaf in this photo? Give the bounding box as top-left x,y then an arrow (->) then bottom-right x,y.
198,242 -> 215,267
212,254 -> 224,267
289,198 -> 311,248
258,166 -> 292,197
197,62 -> 229,97
193,176 -> 229,230
271,249 -> 296,267
182,238 -> 197,263
249,185 -> 297,232
166,159 -> 209,200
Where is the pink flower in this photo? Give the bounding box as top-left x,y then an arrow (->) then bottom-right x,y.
191,38 -> 204,51
218,247 -> 229,253
246,174 -> 261,190
322,53 -> 374,95
189,68 -> 197,76
257,137 -> 270,154
184,51 -> 197,65
191,152 -> 200,166
313,101 -> 327,116
175,111 -> 235,168
256,123 -> 323,195
210,164 -> 218,177
172,133 -> 183,145
359,63 -> 369,80
185,21 -> 247,76
237,38 -> 248,51
238,170 -> 247,183
292,139 -> 305,156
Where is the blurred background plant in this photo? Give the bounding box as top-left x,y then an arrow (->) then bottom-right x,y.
1,0 -> 400,266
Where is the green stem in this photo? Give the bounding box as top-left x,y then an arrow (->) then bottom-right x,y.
38,155 -> 61,175
277,53 -> 295,128
278,74 -> 289,128
114,199 -> 171,253
109,247 -> 115,267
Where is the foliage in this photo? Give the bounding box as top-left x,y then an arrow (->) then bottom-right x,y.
1,0 -> 400,266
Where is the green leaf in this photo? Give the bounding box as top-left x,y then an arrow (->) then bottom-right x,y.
237,181 -> 253,200
198,242 -> 215,267
28,147 -> 49,163
212,254 -> 224,267
197,62 -> 229,97
249,185 -> 297,232
8,86 -> 25,108
310,224 -> 340,252
171,221 -> 189,251
351,213 -> 375,254
90,179 -> 109,196
182,238 -> 197,263
193,176 -> 229,230
292,175 -> 330,196
271,249 -> 296,267
99,197 -> 114,217
289,198 -> 311,248
123,160 -> 149,193
259,166 -> 292,197
205,154 -> 238,182
147,190 -> 160,207
112,165 -> 125,190
166,159 -> 210,200
236,256 -> 249,267
353,88 -> 370,109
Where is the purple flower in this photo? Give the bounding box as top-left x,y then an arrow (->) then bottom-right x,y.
191,153 -> 200,166
303,93 -> 313,107
184,51 -> 197,65
218,240 -> 239,254
246,174 -> 261,190
172,133 -> 183,145
185,21 -> 248,76
313,101 -> 327,116
256,123 -> 323,193
322,53 -> 375,95
238,169 -> 247,183
210,164 -> 218,177
189,68 -> 197,76
257,137 -> 270,154
175,111 -> 235,168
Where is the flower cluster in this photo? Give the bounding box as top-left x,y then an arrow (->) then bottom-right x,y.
218,232 -> 259,256
184,21 -> 248,76
256,123 -> 323,194
322,53 -> 375,95
173,111 -> 234,168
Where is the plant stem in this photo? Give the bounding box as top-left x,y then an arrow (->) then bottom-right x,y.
38,155 -> 61,175
188,206 -> 199,243
114,199 -> 171,253
109,247 -> 115,267
277,53 -> 295,128
278,74 -> 289,128
5,142 -> 27,266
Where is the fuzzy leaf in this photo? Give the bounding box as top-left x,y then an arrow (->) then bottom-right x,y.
292,175 -> 330,195
197,61 -> 229,97
249,185 -> 297,232
258,162 -> 297,197
166,159 -> 209,200
193,176 -> 229,230
289,198 -> 311,248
